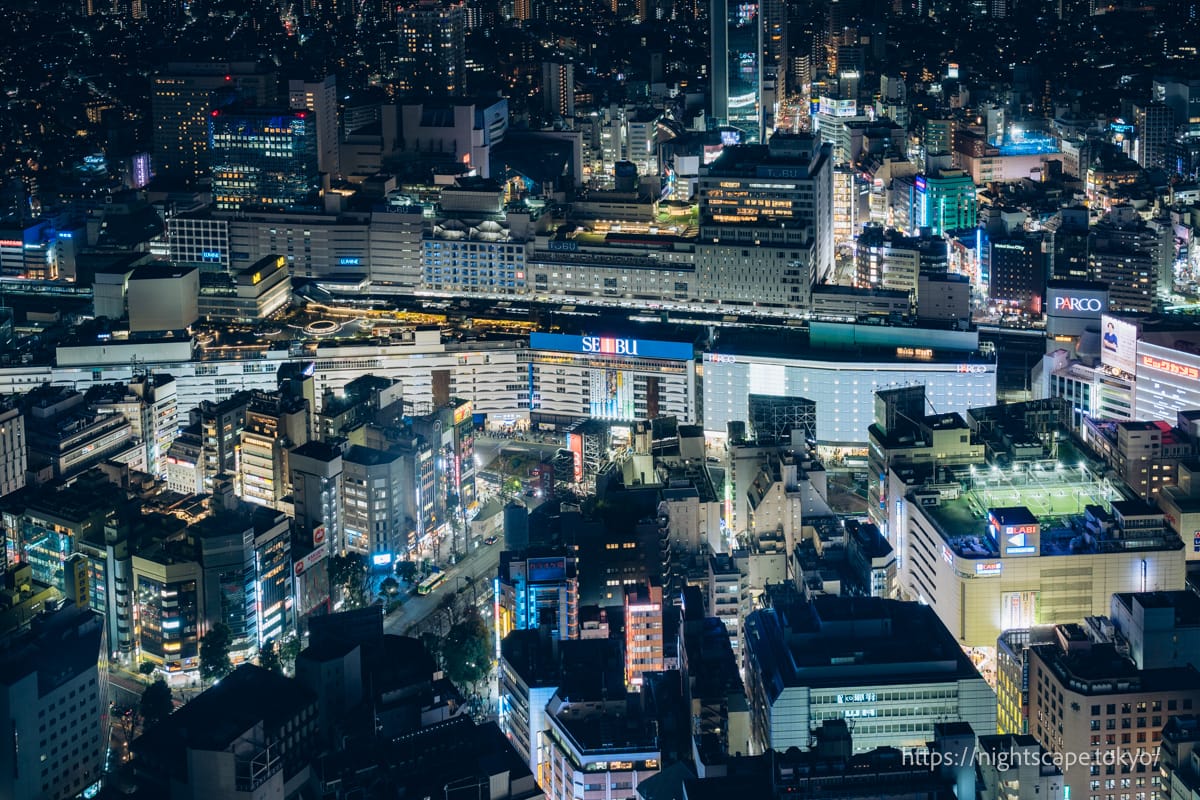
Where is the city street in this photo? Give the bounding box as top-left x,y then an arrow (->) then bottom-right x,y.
384,536 -> 503,637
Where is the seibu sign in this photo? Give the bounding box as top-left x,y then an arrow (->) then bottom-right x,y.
1053,296 -> 1104,313
582,336 -> 641,356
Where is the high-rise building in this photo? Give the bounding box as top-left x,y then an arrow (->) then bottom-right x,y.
0,399 -> 25,498
397,0 -> 467,96
695,134 -> 833,311
0,605 -> 105,800
209,108 -> 320,211
1027,624 -> 1200,800
498,549 -> 579,640
239,390 -> 310,510
710,0 -> 762,142
342,445 -> 409,567
541,61 -> 575,120
290,441 -> 344,556
1134,101 -> 1175,171
151,62 -> 275,183
132,539 -> 203,673
623,582 -> 664,689
288,76 -> 341,179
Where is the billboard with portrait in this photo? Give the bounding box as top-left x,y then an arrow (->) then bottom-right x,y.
1100,314 -> 1138,379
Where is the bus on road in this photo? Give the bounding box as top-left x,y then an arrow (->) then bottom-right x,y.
416,570 -> 447,596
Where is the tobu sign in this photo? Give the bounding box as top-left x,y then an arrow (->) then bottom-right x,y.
1054,296 -> 1103,312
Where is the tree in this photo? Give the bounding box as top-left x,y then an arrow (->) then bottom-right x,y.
395,560 -> 418,585
259,639 -> 282,674
329,553 -> 369,609
280,637 -> 301,674
381,576 -> 400,596
139,679 -> 173,730
200,622 -> 233,682
442,608 -> 491,694
137,661 -> 155,675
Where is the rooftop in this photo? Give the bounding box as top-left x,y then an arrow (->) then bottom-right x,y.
746,591 -> 983,697
133,665 -> 316,765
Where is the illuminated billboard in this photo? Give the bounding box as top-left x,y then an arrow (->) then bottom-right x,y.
530,333 -> 693,361
566,433 -> 583,482
1100,314 -> 1138,379
988,507 -> 1039,557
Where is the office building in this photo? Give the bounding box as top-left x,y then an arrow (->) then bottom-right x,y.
151,61 -> 275,183
195,391 -> 252,491
679,587 -> 751,756
996,626 -> 1060,736
498,632 -> 624,779
624,582 -> 665,689
131,665 -> 319,800
342,445 -> 409,567
290,440 -> 343,556
288,75 -> 340,179
397,0 -> 467,96
1159,714 -> 1200,800
695,134 -> 833,310
132,539 -> 203,675
855,225 -> 921,300
209,108 -> 320,211
23,386 -> 143,485
0,605 -> 105,800
88,374 -> 179,480
542,689 -> 660,800
0,399 -> 26,498
498,550 -> 579,640
893,171 -> 977,237
710,0 -> 762,141
1109,591 -> 1200,670
1134,101 -> 1174,171
1083,418 -> 1194,502
1027,624 -> 1200,800
742,590 -> 996,755
239,389 -> 310,509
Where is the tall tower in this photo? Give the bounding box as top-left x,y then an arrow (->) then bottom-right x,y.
1134,102 -> 1175,172
151,62 -> 275,183
397,0 -> 467,96
710,0 -> 763,142
288,76 -> 341,180
209,108 -> 320,211
542,61 -> 575,120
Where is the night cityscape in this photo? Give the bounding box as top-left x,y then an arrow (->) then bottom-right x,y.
7,0 -> 1200,798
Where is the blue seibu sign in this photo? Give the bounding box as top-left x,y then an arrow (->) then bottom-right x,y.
530,333 -> 694,361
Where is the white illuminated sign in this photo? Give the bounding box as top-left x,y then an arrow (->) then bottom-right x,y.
1054,296 -> 1103,312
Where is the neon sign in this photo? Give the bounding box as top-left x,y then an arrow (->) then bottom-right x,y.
1141,355 -> 1200,381
530,333 -> 693,361
1054,296 -> 1103,312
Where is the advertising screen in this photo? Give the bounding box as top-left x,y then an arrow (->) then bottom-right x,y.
1100,314 -> 1138,378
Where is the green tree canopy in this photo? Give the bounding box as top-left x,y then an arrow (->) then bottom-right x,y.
139,678 -> 173,730
442,608 -> 491,693
259,639 -> 282,674
200,622 -> 233,682
396,560 -> 418,584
